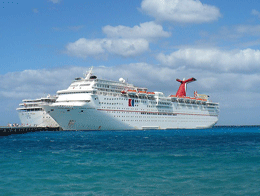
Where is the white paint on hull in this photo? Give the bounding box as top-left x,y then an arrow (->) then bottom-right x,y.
43,94 -> 218,130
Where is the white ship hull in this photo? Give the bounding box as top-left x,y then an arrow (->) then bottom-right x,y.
17,109 -> 59,127
16,95 -> 60,127
43,94 -> 218,131
17,110 -> 44,127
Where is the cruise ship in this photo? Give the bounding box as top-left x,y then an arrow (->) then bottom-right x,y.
42,67 -> 219,130
16,95 -> 60,127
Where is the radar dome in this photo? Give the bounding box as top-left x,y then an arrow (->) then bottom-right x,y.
119,78 -> 125,83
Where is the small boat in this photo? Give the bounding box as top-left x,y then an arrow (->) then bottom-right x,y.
138,91 -> 147,96
127,89 -> 137,95
147,92 -> 155,97
121,90 -> 127,95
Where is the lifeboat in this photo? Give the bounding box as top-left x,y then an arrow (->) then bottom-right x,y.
127,89 -> 137,95
169,95 -> 177,101
138,91 -> 147,96
121,90 -> 127,95
147,92 -> 155,96
184,97 -> 192,103
190,97 -> 196,103
177,96 -> 186,103
196,98 -> 206,104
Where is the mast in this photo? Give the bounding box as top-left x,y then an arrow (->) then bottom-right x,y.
84,66 -> 93,80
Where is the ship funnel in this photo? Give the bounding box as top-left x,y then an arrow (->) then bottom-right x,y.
175,77 -> 196,97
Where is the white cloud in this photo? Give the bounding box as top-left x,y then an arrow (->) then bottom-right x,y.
141,0 -> 221,23
66,21 -> 170,59
66,38 -> 149,58
103,21 -> 171,40
102,39 -> 149,57
66,38 -> 105,58
0,67 -> 86,99
157,48 -> 260,73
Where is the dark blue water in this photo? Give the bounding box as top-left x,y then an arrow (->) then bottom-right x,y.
1,127 -> 260,195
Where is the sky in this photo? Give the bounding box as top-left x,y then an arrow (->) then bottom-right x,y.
1,0 -> 260,126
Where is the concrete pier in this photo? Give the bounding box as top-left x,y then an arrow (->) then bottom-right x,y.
0,127 -> 62,136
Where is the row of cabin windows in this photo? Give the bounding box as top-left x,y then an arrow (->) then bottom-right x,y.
58,91 -> 96,95
19,108 -> 43,111
70,83 -> 91,87
97,84 -> 109,88
104,97 -> 127,101
99,102 -> 124,105
97,88 -> 122,93
100,107 -> 172,113
97,92 -> 157,100
96,84 -> 125,90
103,97 -> 159,105
99,101 -> 170,109
107,111 -> 176,116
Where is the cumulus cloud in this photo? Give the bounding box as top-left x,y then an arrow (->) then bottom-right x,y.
0,67 -> 87,100
157,48 -> 260,73
66,39 -> 105,58
102,39 -> 149,57
103,21 -> 171,40
66,38 -> 149,58
66,21 -> 171,59
141,0 -> 221,23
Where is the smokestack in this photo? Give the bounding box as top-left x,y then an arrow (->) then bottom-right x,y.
175,78 -> 196,97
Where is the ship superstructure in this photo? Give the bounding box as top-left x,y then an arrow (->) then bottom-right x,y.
16,95 -> 59,127
43,67 -> 219,130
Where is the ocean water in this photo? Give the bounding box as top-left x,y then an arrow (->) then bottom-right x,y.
1,127 -> 260,196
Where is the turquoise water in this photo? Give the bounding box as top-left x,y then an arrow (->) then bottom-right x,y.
1,127 -> 260,195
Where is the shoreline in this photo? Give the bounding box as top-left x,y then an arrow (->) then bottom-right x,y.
0,127 -> 62,136
1,125 -> 259,136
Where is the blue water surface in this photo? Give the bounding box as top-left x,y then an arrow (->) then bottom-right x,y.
1,127 -> 260,195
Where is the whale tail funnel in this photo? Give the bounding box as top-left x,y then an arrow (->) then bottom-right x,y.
175,78 -> 196,97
